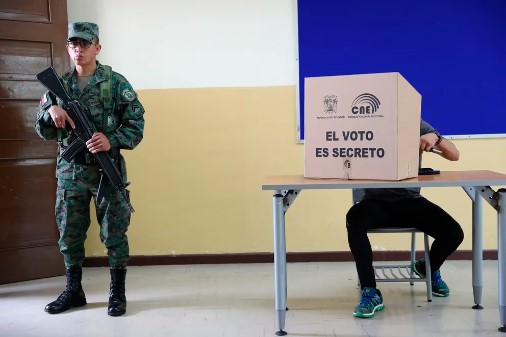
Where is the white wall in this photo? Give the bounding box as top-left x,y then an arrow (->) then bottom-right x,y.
67,0 -> 297,89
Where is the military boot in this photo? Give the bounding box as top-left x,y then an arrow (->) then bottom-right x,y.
44,266 -> 87,314
108,268 -> 127,316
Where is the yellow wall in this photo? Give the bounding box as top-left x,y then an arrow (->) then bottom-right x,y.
84,86 -> 506,257
65,0 -> 506,260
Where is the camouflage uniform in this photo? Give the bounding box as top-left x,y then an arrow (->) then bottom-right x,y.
35,62 -> 145,269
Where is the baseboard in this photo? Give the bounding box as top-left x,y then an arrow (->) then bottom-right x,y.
82,250 -> 498,267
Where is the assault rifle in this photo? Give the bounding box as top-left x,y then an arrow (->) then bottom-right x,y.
36,66 -> 134,213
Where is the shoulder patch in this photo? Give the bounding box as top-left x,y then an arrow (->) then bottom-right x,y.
40,92 -> 55,108
40,93 -> 48,106
131,102 -> 142,113
122,89 -> 136,102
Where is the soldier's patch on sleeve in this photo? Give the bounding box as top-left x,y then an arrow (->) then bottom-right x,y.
131,103 -> 142,113
122,89 -> 136,102
40,93 -> 51,108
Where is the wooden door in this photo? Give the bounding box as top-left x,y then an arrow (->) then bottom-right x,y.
0,0 -> 69,284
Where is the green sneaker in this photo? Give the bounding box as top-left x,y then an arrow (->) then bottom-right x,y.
413,258 -> 450,297
431,270 -> 450,297
353,287 -> 384,318
412,258 -> 428,279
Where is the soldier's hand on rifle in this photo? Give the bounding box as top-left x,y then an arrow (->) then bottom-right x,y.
86,132 -> 111,153
48,106 -> 76,129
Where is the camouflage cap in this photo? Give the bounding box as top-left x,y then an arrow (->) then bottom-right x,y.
68,22 -> 99,41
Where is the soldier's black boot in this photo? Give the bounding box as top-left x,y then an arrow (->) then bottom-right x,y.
108,268 -> 127,316
44,266 -> 87,314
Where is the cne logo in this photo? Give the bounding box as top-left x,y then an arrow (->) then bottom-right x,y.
323,95 -> 338,114
351,93 -> 381,115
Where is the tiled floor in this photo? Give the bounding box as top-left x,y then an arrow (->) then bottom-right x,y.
0,260 -> 504,337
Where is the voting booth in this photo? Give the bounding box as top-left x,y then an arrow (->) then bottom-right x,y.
304,72 -> 421,180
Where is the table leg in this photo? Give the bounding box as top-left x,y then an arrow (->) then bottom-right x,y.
498,190 -> 506,332
273,191 -> 287,336
472,188 -> 483,309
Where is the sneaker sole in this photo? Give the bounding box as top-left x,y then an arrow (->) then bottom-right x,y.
353,304 -> 385,318
432,291 -> 450,297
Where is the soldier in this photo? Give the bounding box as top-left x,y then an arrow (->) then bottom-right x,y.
35,22 -> 145,316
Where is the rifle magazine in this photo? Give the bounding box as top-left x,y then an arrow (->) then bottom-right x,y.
61,138 -> 86,163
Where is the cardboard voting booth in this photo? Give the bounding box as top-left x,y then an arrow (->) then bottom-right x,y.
304,72 -> 421,180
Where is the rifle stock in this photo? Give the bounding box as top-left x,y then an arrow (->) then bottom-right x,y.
36,66 -> 134,213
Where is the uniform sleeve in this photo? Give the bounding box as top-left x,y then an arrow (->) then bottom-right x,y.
34,91 -> 58,140
107,80 -> 145,150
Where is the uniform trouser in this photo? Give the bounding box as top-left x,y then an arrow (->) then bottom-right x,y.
346,197 -> 464,289
55,166 -> 131,269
